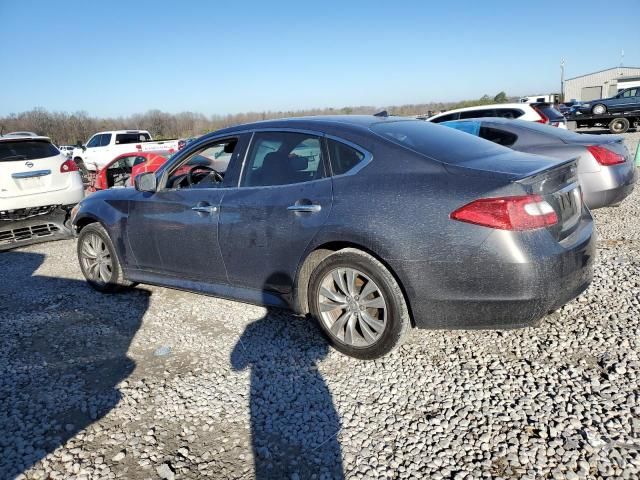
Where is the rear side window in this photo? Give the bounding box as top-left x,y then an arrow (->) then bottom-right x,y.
495,109 -> 524,119
442,121 -> 518,147
0,141 -> 60,161
327,139 -> 365,175
242,132 -> 325,187
459,109 -> 495,119
116,132 -> 151,144
480,127 -> 518,147
100,134 -> 112,146
371,120 -> 508,165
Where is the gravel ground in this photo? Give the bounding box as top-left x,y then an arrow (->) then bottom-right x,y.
1,133 -> 639,480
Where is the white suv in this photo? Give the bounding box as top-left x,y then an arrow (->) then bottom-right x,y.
0,135 -> 84,250
428,103 -> 567,129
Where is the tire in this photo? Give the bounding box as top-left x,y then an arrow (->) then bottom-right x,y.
77,223 -> 134,293
308,248 -> 410,360
609,117 -> 630,134
592,104 -> 607,115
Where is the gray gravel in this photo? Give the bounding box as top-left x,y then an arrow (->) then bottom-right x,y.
1,133 -> 639,480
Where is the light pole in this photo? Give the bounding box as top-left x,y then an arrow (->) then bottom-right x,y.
560,59 -> 565,102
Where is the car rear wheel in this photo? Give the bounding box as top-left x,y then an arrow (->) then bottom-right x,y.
308,248 -> 410,359
592,104 -> 607,115
77,223 -> 134,292
609,117 -> 630,134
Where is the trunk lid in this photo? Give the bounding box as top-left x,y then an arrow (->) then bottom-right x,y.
515,158 -> 582,241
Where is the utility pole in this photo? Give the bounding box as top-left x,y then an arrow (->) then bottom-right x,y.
560,59 -> 565,102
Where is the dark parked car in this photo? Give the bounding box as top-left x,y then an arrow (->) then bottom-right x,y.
72,116 -> 595,359
578,87 -> 640,115
441,118 -> 637,209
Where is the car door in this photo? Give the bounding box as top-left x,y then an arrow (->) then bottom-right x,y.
82,134 -> 102,167
610,88 -> 637,112
125,135 -> 249,284
219,130 -> 333,294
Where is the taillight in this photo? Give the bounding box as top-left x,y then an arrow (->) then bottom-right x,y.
451,194 -> 558,230
587,145 -> 625,166
60,159 -> 79,173
532,106 -> 549,124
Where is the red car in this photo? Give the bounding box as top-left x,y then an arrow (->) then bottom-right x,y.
93,151 -> 171,190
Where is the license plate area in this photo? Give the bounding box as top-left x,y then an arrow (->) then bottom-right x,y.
553,184 -> 581,232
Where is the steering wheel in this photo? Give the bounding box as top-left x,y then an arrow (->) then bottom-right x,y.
186,165 -> 223,186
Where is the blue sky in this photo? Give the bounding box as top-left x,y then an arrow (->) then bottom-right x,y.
1,0 -> 637,117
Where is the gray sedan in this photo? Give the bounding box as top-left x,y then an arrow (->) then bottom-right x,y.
442,118 -> 637,209
72,116 -> 594,359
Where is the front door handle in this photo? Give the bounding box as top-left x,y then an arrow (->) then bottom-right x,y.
192,205 -> 218,213
287,204 -> 321,213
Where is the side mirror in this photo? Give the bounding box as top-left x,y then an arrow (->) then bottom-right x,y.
82,145 -> 86,151
134,172 -> 157,193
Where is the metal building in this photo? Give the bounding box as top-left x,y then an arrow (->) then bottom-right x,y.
563,67 -> 640,102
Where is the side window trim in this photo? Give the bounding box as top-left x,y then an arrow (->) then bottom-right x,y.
324,135 -> 373,178
238,129 -> 329,188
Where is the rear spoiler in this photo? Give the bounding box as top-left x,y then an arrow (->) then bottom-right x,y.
514,157 -> 578,184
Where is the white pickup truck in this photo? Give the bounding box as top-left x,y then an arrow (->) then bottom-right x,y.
72,130 -> 180,171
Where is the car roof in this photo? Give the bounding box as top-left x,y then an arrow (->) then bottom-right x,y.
430,103 -> 531,119
206,115 -> 419,137
93,130 -> 150,135
0,134 -> 52,142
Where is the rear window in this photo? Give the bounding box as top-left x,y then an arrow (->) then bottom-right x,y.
371,120 -> 509,164
115,132 -> 151,144
532,105 -> 564,121
0,140 -> 60,162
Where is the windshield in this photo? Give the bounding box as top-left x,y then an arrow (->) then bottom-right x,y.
370,120 -> 508,164
0,140 -> 60,161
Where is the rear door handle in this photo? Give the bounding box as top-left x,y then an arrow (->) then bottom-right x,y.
192,205 -> 218,213
287,204 -> 321,213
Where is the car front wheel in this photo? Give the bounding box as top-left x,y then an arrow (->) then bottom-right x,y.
77,223 -> 134,293
308,248 -> 410,359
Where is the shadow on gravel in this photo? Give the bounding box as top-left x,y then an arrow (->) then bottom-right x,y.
0,251 -> 149,478
231,291 -> 344,479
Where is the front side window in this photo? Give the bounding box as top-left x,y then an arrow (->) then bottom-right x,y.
165,138 -> 239,189
327,139 -> 365,175
86,135 -> 101,148
242,132 -> 325,187
100,134 -> 112,147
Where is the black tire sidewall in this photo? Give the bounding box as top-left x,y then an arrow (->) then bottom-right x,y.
308,251 -> 407,360
609,118 -> 629,134
77,223 -> 122,292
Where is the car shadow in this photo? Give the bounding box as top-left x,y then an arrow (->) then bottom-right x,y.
0,251 -> 149,478
231,283 -> 344,479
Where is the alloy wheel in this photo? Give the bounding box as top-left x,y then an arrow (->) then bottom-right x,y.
317,267 -> 387,347
80,233 -> 113,284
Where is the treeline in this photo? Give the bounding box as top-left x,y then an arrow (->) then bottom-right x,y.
0,92 -> 513,145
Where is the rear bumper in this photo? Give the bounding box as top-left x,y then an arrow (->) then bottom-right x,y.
0,207 -> 74,251
582,166 -> 637,209
397,218 -> 596,329
0,174 -> 84,210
